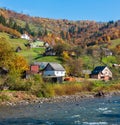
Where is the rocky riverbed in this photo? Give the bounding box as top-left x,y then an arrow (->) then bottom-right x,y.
1,91 -> 120,106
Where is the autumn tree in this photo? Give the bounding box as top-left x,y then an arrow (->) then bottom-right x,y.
53,42 -> 70,56
0,37 -> 28,76
73,46 -> 83,58
64,58 -> 83,77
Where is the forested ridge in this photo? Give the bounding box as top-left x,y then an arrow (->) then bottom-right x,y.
0,8 -> 120,47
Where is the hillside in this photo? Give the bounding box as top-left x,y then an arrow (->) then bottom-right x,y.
0,8 -> 120,48
0,32 -> 62,64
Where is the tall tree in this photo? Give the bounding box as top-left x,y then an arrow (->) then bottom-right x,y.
24,22 -> 31,34
0,15 -> 6,25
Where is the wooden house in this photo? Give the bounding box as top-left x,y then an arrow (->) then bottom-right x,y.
91,66 -> 112,81
43,63 -> 66,83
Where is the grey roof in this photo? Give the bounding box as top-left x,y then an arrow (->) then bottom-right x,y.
33,62 -> 48,69
92,66 -> 106,75
47,63 -> 65,71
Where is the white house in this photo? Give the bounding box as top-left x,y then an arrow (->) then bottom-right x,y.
21,34 -> 30,40
43,63 -> 66,82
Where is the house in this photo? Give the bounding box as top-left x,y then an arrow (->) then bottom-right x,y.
33,62 -> 48,70
112,64 -> 120,67
24,64 -> 40,79
30,65 -> 40,73
21,34 -> 30,40
43,63 -> 66,83
101,48 -> 113,56
24,62 -> 49,78
43,47 -> 56,56
91,66 -> 112,81
15,46 -> 22,52
30,40 -> 44,48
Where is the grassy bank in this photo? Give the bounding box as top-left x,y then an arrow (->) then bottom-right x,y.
0,76 -> 120,105
45,80 -> 120,97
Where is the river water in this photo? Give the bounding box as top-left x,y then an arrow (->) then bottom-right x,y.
0,96 -> 120,125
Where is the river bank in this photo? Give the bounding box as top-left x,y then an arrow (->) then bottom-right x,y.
1,90 -> 120,106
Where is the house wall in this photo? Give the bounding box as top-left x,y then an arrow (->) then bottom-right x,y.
30,65 -> 39,73
45,65 -> 53,71
102,67 -> 112,78
21,34 -> 30,40
54,71 -> 65,77
91,74 -> 98,79
43,71 -> 65,77
104,76 -> 110,81
43,71 -> 55,76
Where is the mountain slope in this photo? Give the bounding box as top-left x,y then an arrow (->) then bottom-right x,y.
0,8 -> 120,47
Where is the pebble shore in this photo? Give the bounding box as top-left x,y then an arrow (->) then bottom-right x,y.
1,91 -> 120,106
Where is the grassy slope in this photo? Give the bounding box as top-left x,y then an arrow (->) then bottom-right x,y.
110,38 -> 120,48
0,32 -> 28,49
1,32 -> 119,65
0,32 -> 62,63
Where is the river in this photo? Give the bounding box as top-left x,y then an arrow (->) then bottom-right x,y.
0,96 -> 120,125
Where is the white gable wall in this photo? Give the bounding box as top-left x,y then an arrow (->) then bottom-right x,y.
102,67 -> 112,77
54,71 -> 65,77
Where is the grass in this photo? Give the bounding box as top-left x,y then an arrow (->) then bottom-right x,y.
35,56 -> 63,63
0,32 -> 28,50
110,38 -> 120,48
0,32 -> 62,63
18,48 -> 45,62
44,80 -> 120,97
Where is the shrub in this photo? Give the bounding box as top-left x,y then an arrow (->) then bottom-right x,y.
29,74 -> 47,97
0,94 -> 10,102
6,75 -> 31,91
53,82 -> 83,96
41,84 -> 55,97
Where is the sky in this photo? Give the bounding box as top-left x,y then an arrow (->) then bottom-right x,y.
0,0 -> 120,22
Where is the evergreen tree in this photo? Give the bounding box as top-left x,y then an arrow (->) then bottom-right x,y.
60,30 -> 66,39
8,17 -> 14,28
25,22 -> 31,34
0,15 -> 6,25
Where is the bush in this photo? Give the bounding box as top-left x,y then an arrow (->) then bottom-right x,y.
6,75 -> 31,91
53,82 -> 83,96
41,84 -> 55,97
0,94 -> 10,102
29,74 -> 47,97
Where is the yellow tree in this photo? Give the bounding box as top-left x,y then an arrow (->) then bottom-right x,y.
10,55 -> 29,74
0,37 -> 28,75
0,37 -> 14,68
